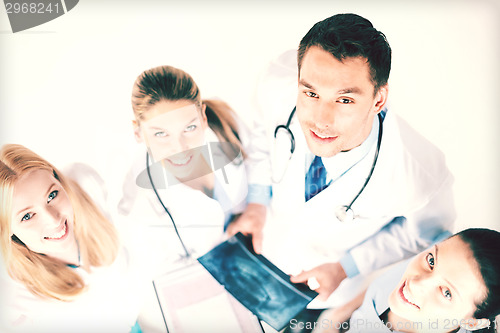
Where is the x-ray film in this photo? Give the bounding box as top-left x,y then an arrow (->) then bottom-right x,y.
198,233 -> 318,331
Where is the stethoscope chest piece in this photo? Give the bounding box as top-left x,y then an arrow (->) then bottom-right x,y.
335,205 -> 355,223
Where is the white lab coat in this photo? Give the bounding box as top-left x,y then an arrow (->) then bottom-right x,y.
117,128 -> 249,332
0,253 -> 144,333
245,50 -> 456,308
117,128 -> 248,270
0,164 -> 144,333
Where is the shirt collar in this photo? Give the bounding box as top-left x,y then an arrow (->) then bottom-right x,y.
306,115 -> 380,182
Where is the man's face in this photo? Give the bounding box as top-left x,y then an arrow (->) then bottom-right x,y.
296,46 -> 388,157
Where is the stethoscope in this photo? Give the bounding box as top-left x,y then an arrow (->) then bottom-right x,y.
146,153 -> 192,259
273,107 -> 384,223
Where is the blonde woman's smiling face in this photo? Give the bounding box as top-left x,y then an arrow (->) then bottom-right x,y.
10,169 -> 78,265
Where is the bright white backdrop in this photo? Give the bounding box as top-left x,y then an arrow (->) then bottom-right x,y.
1,0 -> 499,232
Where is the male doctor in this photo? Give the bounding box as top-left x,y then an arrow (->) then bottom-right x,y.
228,12 -> 455,316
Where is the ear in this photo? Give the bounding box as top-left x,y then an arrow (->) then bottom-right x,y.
132,119 -> 143,143
200,103 -> 208,129
372,84 -> 389,114
460,318 -> 490,331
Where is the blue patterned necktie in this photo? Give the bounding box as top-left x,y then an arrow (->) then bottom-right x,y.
305,156 -> 328,201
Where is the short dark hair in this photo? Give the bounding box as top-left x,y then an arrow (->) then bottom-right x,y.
456,228 -> 500,323
298,13 -> 391,92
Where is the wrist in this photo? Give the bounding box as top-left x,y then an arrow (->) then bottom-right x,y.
338,262 -> 347,280
339,253 -> 360,278
246,203 -> 267,217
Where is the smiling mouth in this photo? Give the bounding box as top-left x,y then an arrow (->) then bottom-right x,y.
399,280 -> 420,309
310,129 -> 338,143
166,155 -> 192,166
44,221 -> 69,240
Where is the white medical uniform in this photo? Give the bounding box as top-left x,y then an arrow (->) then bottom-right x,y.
245,50 -> 456,308
0,164 -> 144,333
117,128 -> 249,332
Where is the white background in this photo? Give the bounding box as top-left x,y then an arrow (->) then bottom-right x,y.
1,0 -> 499,232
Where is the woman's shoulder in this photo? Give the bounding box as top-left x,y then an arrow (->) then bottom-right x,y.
0,246 -> 144,332
0,270 -> 51,331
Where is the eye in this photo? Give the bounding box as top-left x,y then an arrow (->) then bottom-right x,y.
305,91 -> 318,98
426,253 -> 435,270
441,288 -> 452,300
154,131 -> 167,137
21,212 -> 34,222
47,190 -> 58,203
338,98 -> 353,104
185,125 -> 197,132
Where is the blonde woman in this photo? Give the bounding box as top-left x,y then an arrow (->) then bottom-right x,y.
0,144 -> 143,332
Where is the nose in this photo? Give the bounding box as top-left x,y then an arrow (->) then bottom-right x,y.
409,273 -> 435,295
313,101 -> 336,129
168,136 -> 190,157
44,205 -> 62,227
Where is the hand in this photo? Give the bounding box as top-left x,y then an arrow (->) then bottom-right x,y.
290,262 -> 347,301
226,203 -> 267,254
312,290 -> 366,333
311,308 -> 349,333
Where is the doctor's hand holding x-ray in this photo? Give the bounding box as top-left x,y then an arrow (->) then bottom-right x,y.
226,202 -> 267,253
227,13 -> 455,317
290,263 -> 347,301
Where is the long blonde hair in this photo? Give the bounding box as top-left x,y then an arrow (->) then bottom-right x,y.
0,144 -> 120,301
131,65 -> 245,159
